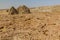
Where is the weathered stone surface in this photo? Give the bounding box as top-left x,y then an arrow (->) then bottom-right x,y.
9,6 -> 18,15
17,5 -> 30,14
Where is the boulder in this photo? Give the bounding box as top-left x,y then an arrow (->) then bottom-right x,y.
17,5 -> 30,14
9,6 -> 18,15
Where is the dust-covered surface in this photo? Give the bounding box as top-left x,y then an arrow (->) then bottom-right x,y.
0,5 -> 60,40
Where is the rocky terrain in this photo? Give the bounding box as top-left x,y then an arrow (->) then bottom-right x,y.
0,5 -> 60,40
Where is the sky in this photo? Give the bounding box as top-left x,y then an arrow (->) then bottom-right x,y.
0,0 -> 60,9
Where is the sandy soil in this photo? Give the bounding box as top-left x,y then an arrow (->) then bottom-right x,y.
0,5 -> 60,40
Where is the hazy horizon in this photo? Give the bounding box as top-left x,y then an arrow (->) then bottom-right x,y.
0,0 -> 60,9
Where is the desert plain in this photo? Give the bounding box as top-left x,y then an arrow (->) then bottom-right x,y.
0,5 -> 60,40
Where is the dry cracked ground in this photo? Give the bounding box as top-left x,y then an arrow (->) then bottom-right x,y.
0,5 -> 60,40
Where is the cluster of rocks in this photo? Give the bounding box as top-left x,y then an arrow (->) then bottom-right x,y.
9,5 -> 31,15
